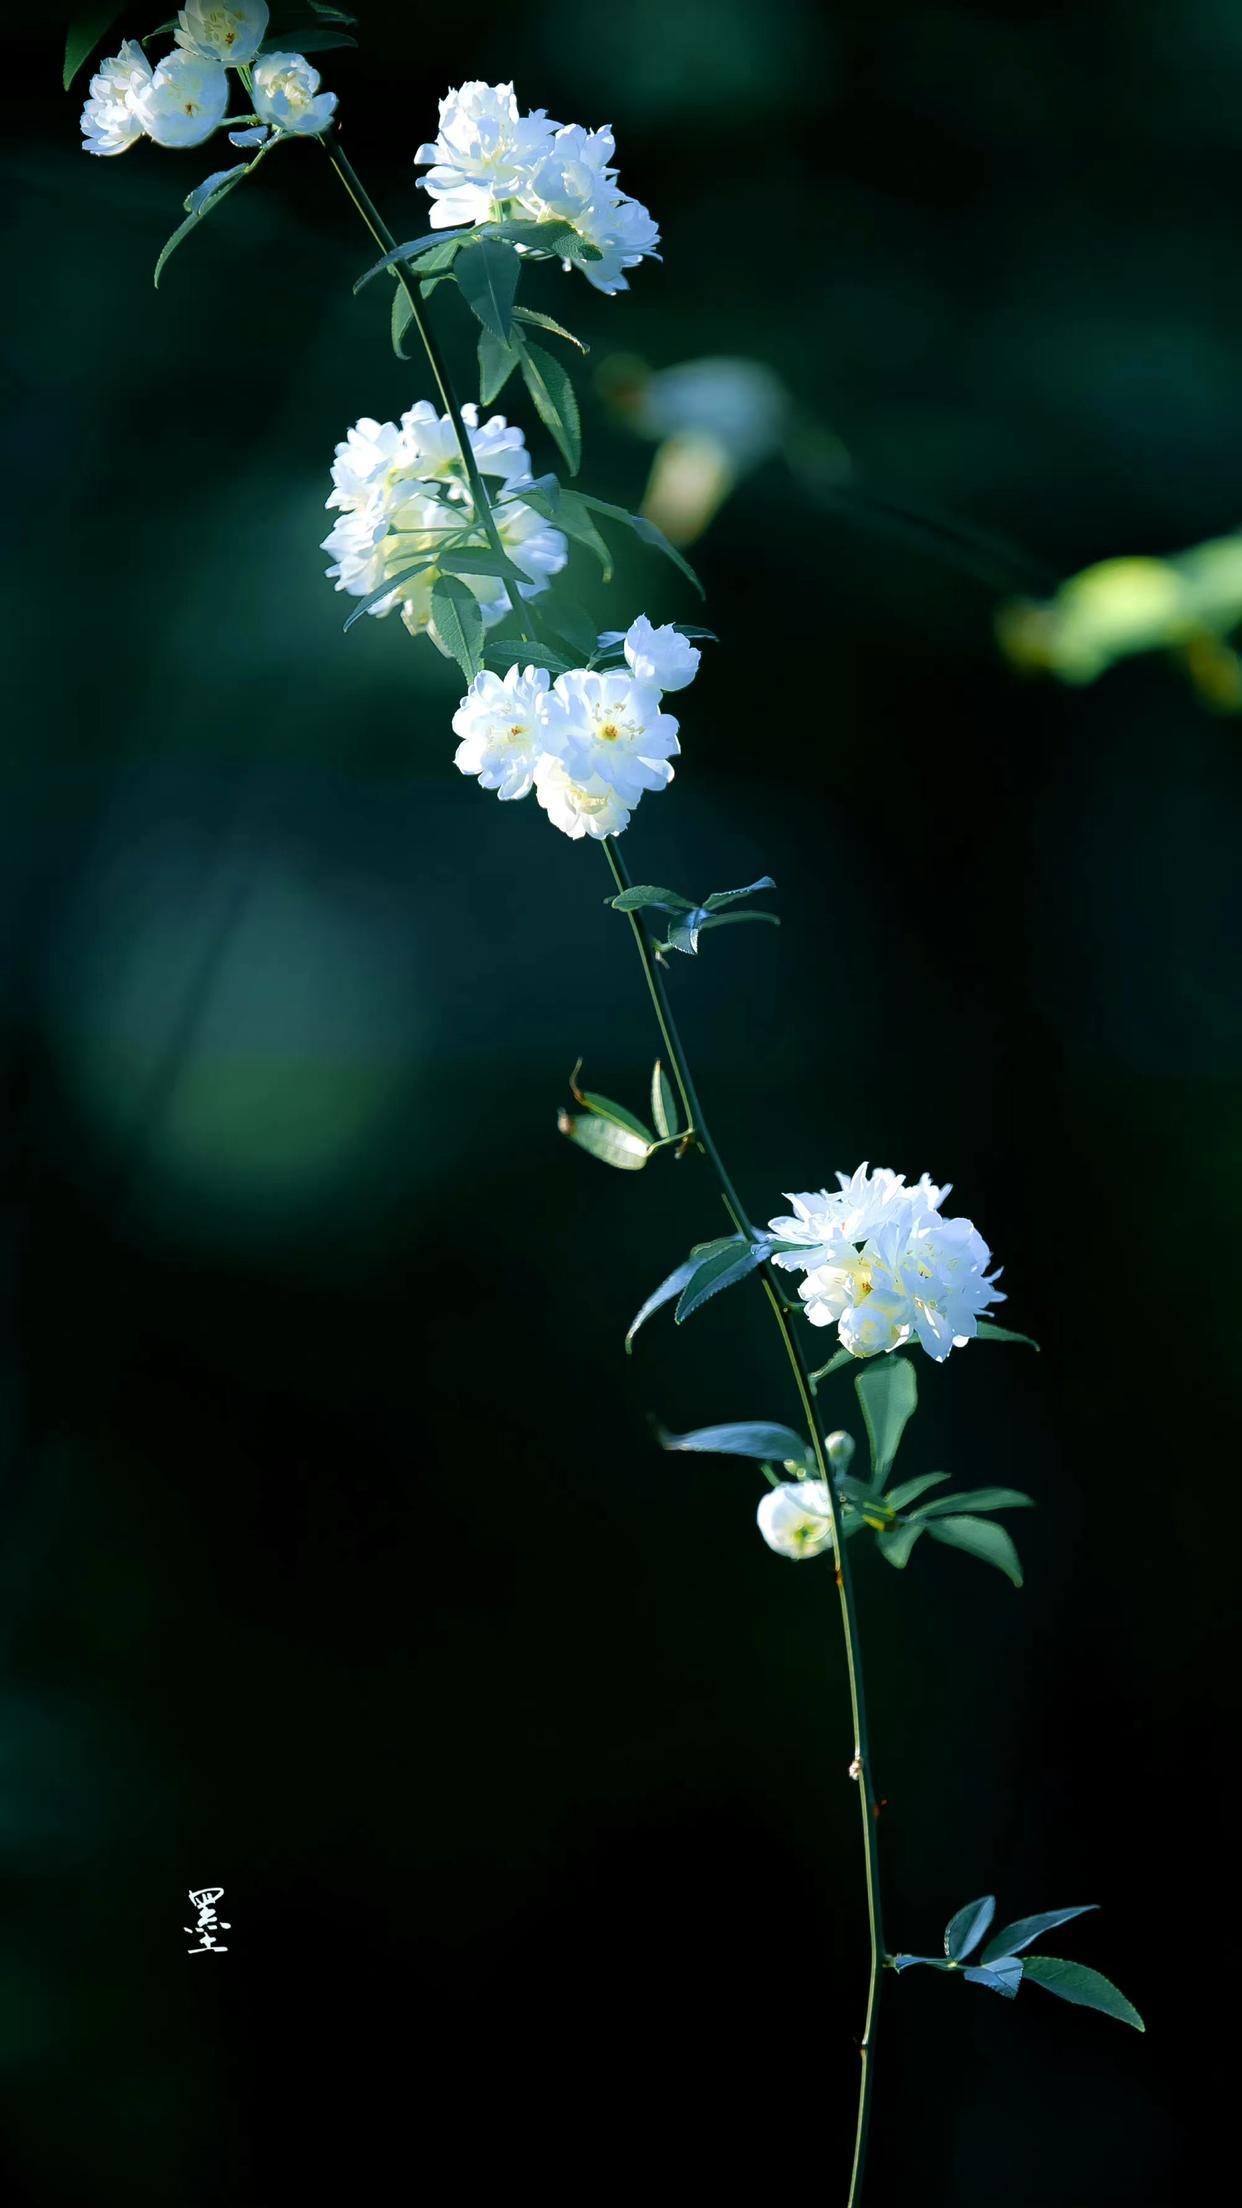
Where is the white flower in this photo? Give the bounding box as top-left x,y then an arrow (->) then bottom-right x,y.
322,401 -> 567,654
175,1 -> 269,66
520,122 -> 661,294
621,614 -> 700,691
541,669 -> 679,804
134,50 -> 229,148
757,1481 -> 836,1560
252,52 -> 337,137
452,666 -> 553,802
767,1165 -> 1004,1362
80,41 -> 152,157
414,81 -> 557,229
533,758 -> 633,840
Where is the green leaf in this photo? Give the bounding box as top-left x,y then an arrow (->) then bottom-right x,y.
912,1488 -> 1034,1519
701,876 -> 777,912
481,217 -> 601,263
891,1953 -> 953,1974
391,282 -> 414,359
1021,1956 -> 1145,2031
512,305 -> 589,353
625,1257 -> 700,1352
630,514 -> 705,598
674,1240 -> 766,1324
807,1348 -> 857,1384
608,884 -> 697,915
64,8 -> 123,90
429,575 -> 485,682
154,164 -> 251,289
456,236 -> 521,342
876,1520 -> 927,1568
975,1320 -> 1041,1351
963,1960 -> 1023,1998
981,1907 -> 1097,1966
478,330 -> 520,407
342,560 -> 439,631
482,640 -> 574,677
545,599 -> 597,660
557,1110 -> 649,1171
354,231 -> 468,294
856,1358 -> 918,1482
945,1896 -> 996,1962
257,27 -> 358,52
658,1421 -> 811,1465
568,1080 -> 654,1145
548,491 -> 614,580
660,908 -> 780,955
308,1 -> 358,17
651,1060 -> 679,1140
883,1471 -> 950,1511
438,545 -> 529,584
925,1515 -> 1024,1587
519,340 -> 582,475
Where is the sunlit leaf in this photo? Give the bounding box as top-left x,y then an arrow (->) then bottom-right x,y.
651,1060 -> 679,1140
925,1514 -> 1024,1587
154,164 -> 252,289
1022,1956 -> 1144,2031
945,1895 -> 996,1961
608,884 -> 696,914
962,1960 -> 1022,1998
912,1488 -> 1034,1518
557,1110 -> 650,1171
64,8 -> 123,91
876,1521 -> 926,1568
456,236 -> 521,341
478,330 -> 519,407
519,340 -> 582,475
856,1358 -> 918,1482
512,304 -> 589,353
354,231 -> 468,294
981,1906 -> 1097,1966
883,1471 -> 950,1511
674,1240 -> 766,1323
429,574 -> 485,682
658,1420 -> 810,1465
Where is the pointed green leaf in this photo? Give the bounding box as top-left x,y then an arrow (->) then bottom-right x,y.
154,164 -> 251,288
912,1488 -> 1034,1519
925,1515 -> 1024,1587
625,1257 -> 702,1353
608,884 -> 697,915
891,1953 -> 952,1974
876,1521 -> 927,1568
429,574 -> 485,682
807,1347 -> 857,1384
65,9 -> 123,90
660,909 -> 780,953
438,545 -> 529,584
545,597 -> 597,661
519,340 -> 582,475
856,1357 -> 918,1482
557,1110 -> 650,1171
512,305 -> 589,353
701,876 -> 777,913
478,330 -> 520,407
391,281 -> 415,359
572,1089 -> 654,1144
354,232 -> 468,294
630,514 -> 705,598
963,1960 -> 1023,1998
883,1471 -> 950,1511
482,641 -> 574,677
548,491 -> 614,579
651,1061 -> 679,1140
658,1420 -> 810,1466
456,236 -> 521,342
342,557 -> 440,632
1022,1956 -> 1144,2031
257,27 -> 358,52
945,1896 -> 996,1962
674,1240 -> 766,1324
975,1320 -> 1041,1350
981,1906 -> 1097,1966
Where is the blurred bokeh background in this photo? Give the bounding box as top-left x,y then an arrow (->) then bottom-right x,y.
2,3 -> 1239,2200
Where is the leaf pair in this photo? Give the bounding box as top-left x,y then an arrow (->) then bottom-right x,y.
558,1060 -> 685,1177
609,878 -> 779,957
851,1359 -> 1032,1586
893,1896 -> 1143,2030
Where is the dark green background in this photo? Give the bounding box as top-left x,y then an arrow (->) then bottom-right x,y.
3,3 -> 1238,2200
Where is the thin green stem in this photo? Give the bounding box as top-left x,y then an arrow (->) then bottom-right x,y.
603,831 -> 884,2207
321,135 -> 532,640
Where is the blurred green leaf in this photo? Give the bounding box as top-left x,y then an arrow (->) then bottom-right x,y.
856,1358 -> 918,1482
519,340 -> 582,475
1022,1957 -> 1144,2031
577,494 -> 704,597
557,1110 -> 649,1171
482,640 -> 574,676
545,598 -> 597,660
658,1420 -> 810,1464
456,237 -> 521,342
975,1320 -> 1041,1350
876,1521 -> 926,1568
675,1239 -> 766,1323
912,1487 -> 1034,1518
64,8 -> 123,90
429,575 -> 484,681
883,1471 -> 950,1511
567,1076 -> 653,1145
981,1906 -> 1097,1965
438,545 -> 529,584
925,1515 -> 1024,1587
258,28 -> 358,52
609,884 -> 696,914
342,558 -> 439,632
512,305 -> 589,353
945,1895 -> 996,1961
651,1060 -> 679,1139
154,165 -> 252,289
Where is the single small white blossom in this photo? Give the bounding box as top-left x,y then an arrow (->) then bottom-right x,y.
252,52 -> 337,137
621,614 -> 700,692
452,666 -> 553,802
541,669 -> 679,805
533,757 -> 633,840
80,41 -> 152,157
757,1481 -> 836,1560
134,50 -> 230,149
824,1430 -> 855,1471
175,1 -> 269,66
414,81 -> 557,229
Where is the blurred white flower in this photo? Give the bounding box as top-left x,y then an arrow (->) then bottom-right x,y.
322,401 -> 567,656
533,758 -> 634,840
175,2 -> 269,66
452,666 -> 553,802
541,670 -> 679,804
80,41 -> 152,157
620,614 -> 700,691
135,50 -> 230,148
768,1166 -> 1004,1362
414,80 -> 557,229
252,52 -> 337,137
757,1481 -> 836,1560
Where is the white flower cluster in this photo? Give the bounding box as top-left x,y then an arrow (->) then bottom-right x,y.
415,82 -> 660,295
768,1163 -> 1005,1362
322,402 -> 569,657
80,6 -> 336,157
452,617 -> 700,839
